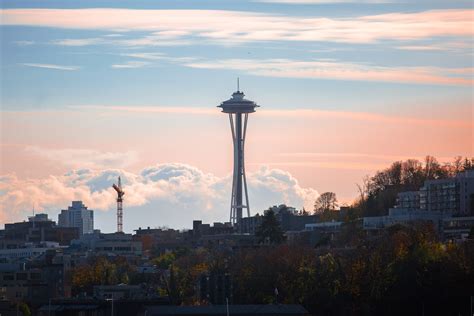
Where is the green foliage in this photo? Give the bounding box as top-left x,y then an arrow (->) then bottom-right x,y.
255,209 -> 286,244
153,252 -> 177,269
18,302 -> 31,316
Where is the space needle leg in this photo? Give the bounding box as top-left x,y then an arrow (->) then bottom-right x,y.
229,113 -> 237,224
242,113 -> 250,217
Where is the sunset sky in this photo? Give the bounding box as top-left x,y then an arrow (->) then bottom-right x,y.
1,0 -> 472,232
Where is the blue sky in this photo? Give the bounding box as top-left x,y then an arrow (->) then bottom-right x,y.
2,0 -> 472,113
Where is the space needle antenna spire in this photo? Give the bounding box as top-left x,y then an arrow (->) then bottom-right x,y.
218,81 -> 259,230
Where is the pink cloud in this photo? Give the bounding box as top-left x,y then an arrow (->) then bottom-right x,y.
1,8 -> 472,44
183,58 -> 472,86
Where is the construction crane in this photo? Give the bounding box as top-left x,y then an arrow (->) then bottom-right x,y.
112,176 -> 125,233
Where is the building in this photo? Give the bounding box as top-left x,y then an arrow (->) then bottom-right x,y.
93,284 -> 144,300
363,171 -> 474,236
240,205 -> 317,235
442,216 -> 474,241
0,247 -> 79,303
58,201 -> 94,235
0,242 -> 64,261
187,221 -> 256,248
73,231 -> 142,257
192,221 -> 234,237
1,214 -> 79,246
305,221 -> 343,234
419,170 -> 474,216
134,227 -> 190,255
363,208 -> 445,231
395,191 -> 420,209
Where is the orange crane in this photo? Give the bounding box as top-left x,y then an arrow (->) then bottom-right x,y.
113,176 -> 125,233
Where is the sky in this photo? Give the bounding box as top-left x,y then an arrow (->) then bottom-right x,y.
0,0 -> 472,232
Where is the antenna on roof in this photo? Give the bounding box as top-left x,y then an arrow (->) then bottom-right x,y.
237,77 -> 240,92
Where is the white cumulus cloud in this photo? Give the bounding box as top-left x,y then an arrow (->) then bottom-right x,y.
0,163 -> 319,231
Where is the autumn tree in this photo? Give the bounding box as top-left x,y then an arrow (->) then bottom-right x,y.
314,192 -> 338,214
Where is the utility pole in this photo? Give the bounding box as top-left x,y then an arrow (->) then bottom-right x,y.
226,297 -> 230,316
106,295 -> 114,316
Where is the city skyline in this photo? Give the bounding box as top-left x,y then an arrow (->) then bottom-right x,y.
1,0 -> 472,233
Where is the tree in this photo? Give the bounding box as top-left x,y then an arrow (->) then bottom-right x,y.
469,226 -> 474,239
299,208 -> 309,216
255,209 -> 285,244
18,302 -> 31,316
314,192 -> 338,214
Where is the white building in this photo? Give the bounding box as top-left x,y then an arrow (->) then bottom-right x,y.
58,201 -> 94,235
0,242 -> 63,260
364,170 -> 474,234
305,221 -> 342,232
363,208 -> 446,231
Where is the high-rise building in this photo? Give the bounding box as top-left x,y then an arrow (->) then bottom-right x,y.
58,201 -> 94,235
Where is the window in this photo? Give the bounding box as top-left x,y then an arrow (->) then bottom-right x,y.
3,275 -> 14,281
16,273 -> 27,281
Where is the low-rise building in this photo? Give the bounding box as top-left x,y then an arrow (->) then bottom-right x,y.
0,242 -> 64,261
1,214 -> 79,246
443,216 -> 474,241
93,284 -> 144,300
134,227 -> 190,255
363,208 -> 445,231
240,205 -> 317,235
73,231 -> 142,257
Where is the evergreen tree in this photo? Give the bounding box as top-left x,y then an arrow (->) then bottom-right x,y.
255,209 -> 285,244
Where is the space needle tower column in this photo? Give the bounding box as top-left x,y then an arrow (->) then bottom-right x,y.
218,82 -> 259,227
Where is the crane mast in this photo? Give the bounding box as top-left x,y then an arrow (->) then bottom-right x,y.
112,176 -> 125,233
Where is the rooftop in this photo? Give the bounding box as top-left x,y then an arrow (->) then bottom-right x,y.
145,304 -> 309,316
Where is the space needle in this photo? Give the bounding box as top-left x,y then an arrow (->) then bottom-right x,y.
218,80 -> 259,227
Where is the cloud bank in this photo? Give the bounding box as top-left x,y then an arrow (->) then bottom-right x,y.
182,58 -> 472,86
0,163 -> 319,230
